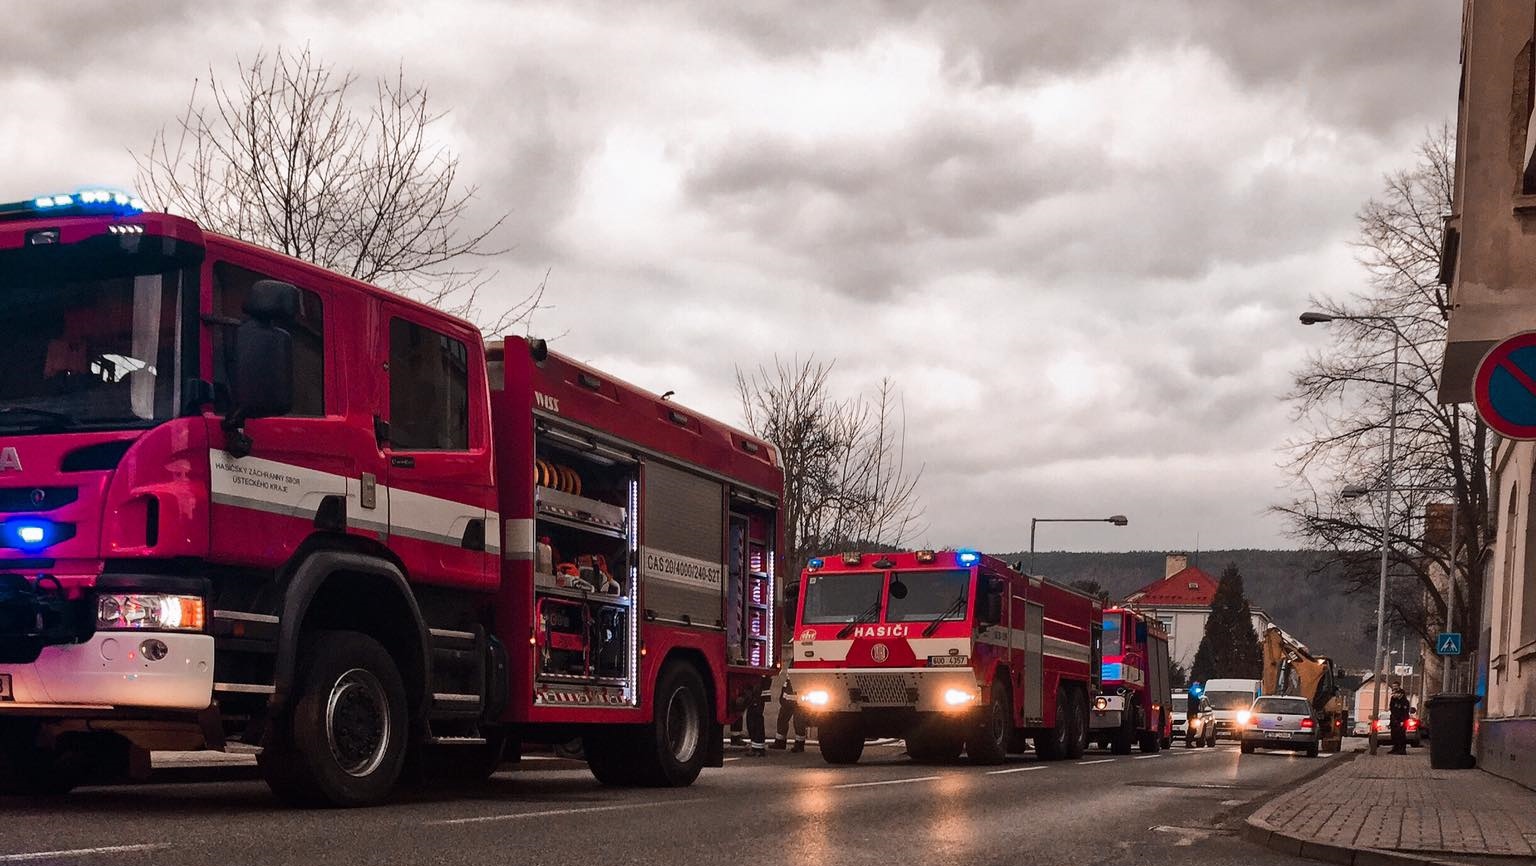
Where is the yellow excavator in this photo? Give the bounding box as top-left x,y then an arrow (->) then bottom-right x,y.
1261,626 -> 1346,753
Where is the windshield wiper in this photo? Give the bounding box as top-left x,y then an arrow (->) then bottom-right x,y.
0,406 -> 77,432
836,599 -> 884,639
923,595 -> 969,637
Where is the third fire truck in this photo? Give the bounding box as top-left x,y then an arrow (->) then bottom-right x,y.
1088,606 -> 1173,753
788,550 -> 1100,764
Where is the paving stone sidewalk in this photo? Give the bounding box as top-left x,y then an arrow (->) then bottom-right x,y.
1247,748 -> 1536,864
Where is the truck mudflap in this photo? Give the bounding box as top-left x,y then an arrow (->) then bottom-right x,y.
0,574 -> 89,664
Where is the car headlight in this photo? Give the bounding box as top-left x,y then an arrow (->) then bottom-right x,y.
97,593 -> 206,631
944,688 -> 976,706
803,689 -> 831,707
1236,710 -> 1252,726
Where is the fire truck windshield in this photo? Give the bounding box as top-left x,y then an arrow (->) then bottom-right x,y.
1102,614 -> 1123,656
885,570 -> 970,623
0,251 -> 188,432
801,572 -> 885,624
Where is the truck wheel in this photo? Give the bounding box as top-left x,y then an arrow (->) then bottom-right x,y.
260,630 -> 408,808
967,683 -> 1011,765
818,720 -> 865,764
631,663 -> 709,787
1138,729 -> 1161,753
1110,700 -> 1135,755
1035,686 -> 1071,760
1065,687 -> 1089,759
583,732 -> 641,786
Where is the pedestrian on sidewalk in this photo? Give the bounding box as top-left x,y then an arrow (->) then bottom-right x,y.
744,675 -> 772,757
771,677 -> 807,752
1388,685 -> 1411,755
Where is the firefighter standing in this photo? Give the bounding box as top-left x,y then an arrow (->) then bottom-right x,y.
1184,688 -> 1203,748
771,676 -> 807,752
1388,686 -> 1411,755
744,676 -> 772,757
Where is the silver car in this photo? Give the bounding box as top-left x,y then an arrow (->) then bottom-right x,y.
1238,695 -> 1320,757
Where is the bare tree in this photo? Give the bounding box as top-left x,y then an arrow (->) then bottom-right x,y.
736,357 -> 925,576
1277,125 -> 1490,650
136,46 -> 540,331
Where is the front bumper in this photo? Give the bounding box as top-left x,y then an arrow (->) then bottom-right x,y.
0,631 -> 214,711
787,667 -> 982,714
1241,729 -> 1317,747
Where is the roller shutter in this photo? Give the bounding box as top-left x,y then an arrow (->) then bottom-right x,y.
640,461 -> 724,628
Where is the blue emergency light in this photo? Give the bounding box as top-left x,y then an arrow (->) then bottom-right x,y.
0,188 -> 147,221
956,550 -> 981,566
808,557 -> 824,571
1,519 -> 67,552
1189,683 -> 1205,698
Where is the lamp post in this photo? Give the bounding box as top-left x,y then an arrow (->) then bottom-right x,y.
1028,515 -> 1129,575
1303,310 -> 1402,755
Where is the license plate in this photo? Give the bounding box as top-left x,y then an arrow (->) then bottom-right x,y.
0,674 -> 11,701
928,655 -> 969,667
1264,731 -> 1291,739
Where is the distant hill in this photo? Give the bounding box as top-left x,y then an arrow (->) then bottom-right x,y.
992,549 -> 1376,669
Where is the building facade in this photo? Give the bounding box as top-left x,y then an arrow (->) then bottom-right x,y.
1439,0 -> 1536,791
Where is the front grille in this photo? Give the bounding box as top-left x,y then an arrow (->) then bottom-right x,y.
0,487 -> 78,512
852,673 -> 912,705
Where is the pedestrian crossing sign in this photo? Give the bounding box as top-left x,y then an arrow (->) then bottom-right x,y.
1436,632 -> 1463,656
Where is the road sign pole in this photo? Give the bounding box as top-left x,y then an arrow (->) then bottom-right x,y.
1369,330 -> 1401,756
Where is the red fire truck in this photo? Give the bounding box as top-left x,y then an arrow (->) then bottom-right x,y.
1088,606 -> 1172,754
0,189 -> 782,805
787,550 -> 1100,764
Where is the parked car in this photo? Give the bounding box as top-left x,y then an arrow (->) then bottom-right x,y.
1171,690 -> 1217,746
1351,717 -> 1372,737
1369,710 -> 1423,747
1238,695 -> 1321,757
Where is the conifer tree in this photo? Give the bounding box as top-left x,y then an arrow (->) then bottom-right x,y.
1189,563 -> 1263,683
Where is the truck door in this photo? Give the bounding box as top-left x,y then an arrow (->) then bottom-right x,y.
379,306 -> 496,590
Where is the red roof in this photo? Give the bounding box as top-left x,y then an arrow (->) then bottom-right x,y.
1124,566 -> 1219,607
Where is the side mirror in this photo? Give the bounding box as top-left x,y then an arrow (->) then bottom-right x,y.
1135,622 -> 1148,643
979,577 -> 1005,625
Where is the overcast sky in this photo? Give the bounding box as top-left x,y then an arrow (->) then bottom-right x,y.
7,1 -> 1461,552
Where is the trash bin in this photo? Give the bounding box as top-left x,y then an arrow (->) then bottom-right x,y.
1425,693 -> 1478,770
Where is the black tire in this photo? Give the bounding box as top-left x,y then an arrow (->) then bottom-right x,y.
0,724 -> 99,796
1065,687 -> 1089,759
1035,687 -> 1072,760
1306,742 -> 1320,758
631,663 -> 709,787
1240,741 -> 1255,755
1138,729 -> 1161,753
818,720 -> 865,765
584,732 -> 642,786
967,683 -> 1011,765
260,630 -> 409,808
1160,735 -> 1172,750
1110,700 -> 1135,755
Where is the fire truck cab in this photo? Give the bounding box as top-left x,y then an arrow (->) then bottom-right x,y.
788,550 -> 1099,764
0,190 -> 782,805
1088,607 -> 1172,754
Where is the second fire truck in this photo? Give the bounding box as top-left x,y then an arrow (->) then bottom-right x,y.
1088,606 -> 1173,753
788,550 -> 1101,764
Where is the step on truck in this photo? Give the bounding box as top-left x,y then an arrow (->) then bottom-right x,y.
1087,607 -> 1173,754
0,189 -> 783,805
787,550 -> 1101,764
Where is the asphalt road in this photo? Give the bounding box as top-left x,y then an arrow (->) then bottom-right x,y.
0,739 -> 1342,866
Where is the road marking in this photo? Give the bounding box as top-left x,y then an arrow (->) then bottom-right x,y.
0,844 -> 171,862
832,775 -> 941,789
985,765 -> 1047,775
1133,754 -> 1162,759
427,799 -> 699,826
1077,758 -> 1115,765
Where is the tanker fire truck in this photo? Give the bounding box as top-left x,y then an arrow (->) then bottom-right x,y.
0,190 -> 783,805
1088,606 -> 1173,753
787,550 -> 1100,764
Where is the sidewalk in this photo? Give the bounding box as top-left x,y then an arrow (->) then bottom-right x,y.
1246,748 -> 1536,866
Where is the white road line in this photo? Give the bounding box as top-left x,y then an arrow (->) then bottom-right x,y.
1133,754 -> 1163,759
0,844 -> 170,862
1076,758 -> 1115,765
427,799 -> 699,826
832,775 -> 941,789
985,765 -> 1047,775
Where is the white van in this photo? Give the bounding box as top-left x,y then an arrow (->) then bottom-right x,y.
1201,678 -> 1263,740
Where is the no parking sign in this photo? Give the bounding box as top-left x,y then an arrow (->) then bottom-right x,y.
1474,332 -> 1536,440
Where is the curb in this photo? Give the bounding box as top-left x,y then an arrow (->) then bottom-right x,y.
1242,753 -> 1483,866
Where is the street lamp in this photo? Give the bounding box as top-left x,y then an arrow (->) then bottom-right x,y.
1028,515 -> 1128,575
1302,309 -> 1403,755
1342,483 -> 1461,693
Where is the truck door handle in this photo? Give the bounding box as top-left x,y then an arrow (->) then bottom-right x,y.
390,456 -> 416,469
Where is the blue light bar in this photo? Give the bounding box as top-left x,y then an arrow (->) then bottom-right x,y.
1,188 -> 147,221
956,550 -> 981,566
1189,683 -> 1205,698
2,519 -> 58,552
807,557 -> 824,571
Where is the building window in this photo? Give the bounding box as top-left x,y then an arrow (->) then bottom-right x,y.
211,262 -> 325,416
1500,480 -> 1519,669
388,317 -> 469,451
1158,615 -> 1175,637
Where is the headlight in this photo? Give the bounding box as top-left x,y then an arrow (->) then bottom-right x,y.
803,689 -> 831,707
97,593 -> 206,631
944,688 -> 976,706
1236,710 -> 1252,726
1093,696 -> 1108,711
